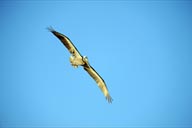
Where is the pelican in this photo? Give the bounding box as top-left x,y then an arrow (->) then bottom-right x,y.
48,27 -> 113,103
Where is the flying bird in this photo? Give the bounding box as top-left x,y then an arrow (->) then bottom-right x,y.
48,27 -> 113,103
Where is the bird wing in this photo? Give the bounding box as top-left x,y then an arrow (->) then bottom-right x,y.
48,27 -> 82,58
83,64 -> 113,103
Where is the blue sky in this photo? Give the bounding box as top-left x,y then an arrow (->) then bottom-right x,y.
0,0 -> 192,127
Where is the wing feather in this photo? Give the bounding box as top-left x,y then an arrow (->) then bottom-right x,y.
84,65 -> 113,103
48,27 -> 82,58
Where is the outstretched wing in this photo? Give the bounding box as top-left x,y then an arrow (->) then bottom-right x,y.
48,27 -> 82,58
83,64 -> 113,103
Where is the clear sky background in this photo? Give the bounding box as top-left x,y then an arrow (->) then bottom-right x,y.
0,0 -> 192,127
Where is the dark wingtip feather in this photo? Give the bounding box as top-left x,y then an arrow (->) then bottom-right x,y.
106,94 -> 113,104
47,26 -> 55,32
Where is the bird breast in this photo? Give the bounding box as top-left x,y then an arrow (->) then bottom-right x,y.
69,56 -> 85,66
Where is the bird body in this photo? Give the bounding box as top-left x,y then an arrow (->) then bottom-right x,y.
69,55 -> 84,68
48,27 -> 113,103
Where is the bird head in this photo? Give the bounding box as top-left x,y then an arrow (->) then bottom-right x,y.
83,56 -> 88,62
83,56 -> 89,65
